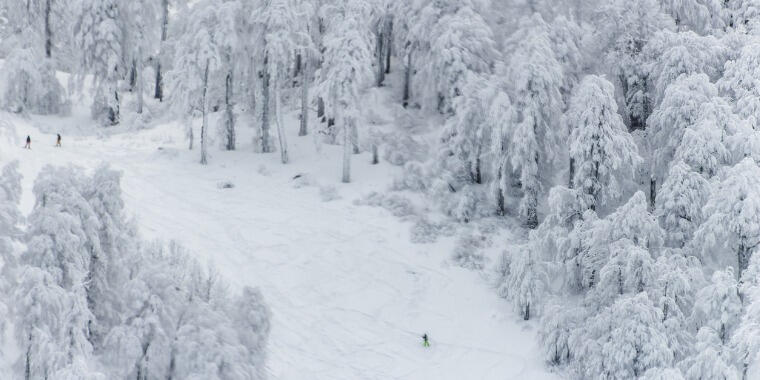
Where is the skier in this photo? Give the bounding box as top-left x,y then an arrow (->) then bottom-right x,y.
56,133 -> 61,147
24,135 -> 31,149
422,333 -> 430,348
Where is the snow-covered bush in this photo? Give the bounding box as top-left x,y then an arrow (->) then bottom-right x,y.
451,231 -> 490,270
0,45 -> 68,115
355,192 -> 418,219
319,185 -> 341,202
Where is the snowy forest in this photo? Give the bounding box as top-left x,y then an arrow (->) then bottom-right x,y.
1,0 -> 760,379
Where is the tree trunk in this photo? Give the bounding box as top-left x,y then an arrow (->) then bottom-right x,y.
129,58 -> 137,91
371,143 -> 379,164
188,119 -> 193,150
738,243 -> 751,279
523,302 -> 530,321
200,59 -> 209,165
342,118 -> 352,183
275,76 -> 288,164
136,49 -> 144,114
385,19 -> 393,74
44,0 -> 52,58
299,49 -> 309,137
260,54 -> 273,153
225,70 -> 235,150
351,122 -> 359,154
24,332 -> 31,380
155,0 -> 169,101
317,97 -> 325,122
375,24 -> 385,87
568,157 -> 575,188
403,45 -> 413,108
649,177 -> 656,209
109,88 -> 120,126
294,52 -> 302,80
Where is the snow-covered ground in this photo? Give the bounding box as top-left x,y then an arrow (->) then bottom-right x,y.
2,107 -> 558,379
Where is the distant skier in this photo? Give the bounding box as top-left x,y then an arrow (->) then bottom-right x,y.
422,333 -> 430,348
24,135 -> 31,149
56,134 -> 61,147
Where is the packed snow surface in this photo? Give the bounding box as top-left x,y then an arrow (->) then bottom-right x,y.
3,113 -> 558,380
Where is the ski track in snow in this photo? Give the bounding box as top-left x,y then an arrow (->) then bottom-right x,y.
6,116 -> 560,380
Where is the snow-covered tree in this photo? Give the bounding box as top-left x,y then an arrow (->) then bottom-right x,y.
660,0 -> 726,33
681,327 -> 739,380
596,0 -> 674,131
673,99 -> 734,177
573,292 -> 674,379
690,268 -> 742,344
601,191 -> 664,250
648,73 -> 719,204
258,0 -> 312,162
74,0 -> 123,126
693,158 -> 760,276
719,42 -> 760,124
644,30 -> 725,106
0,35 -> 68,115
502,242 -> 548,321
506,13 -> 564,228
565,75 -> 640,211
316,0 -> 373,182
121,0 -> 159,115
418,4 -> 498,114
168,0 -> 226,164
733,253 -> 760,379
656,162 -> 711,247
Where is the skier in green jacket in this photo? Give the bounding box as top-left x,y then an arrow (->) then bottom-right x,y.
422,333 -> 430,347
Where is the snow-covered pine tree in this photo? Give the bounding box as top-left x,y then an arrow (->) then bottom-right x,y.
565,75 -> 640,211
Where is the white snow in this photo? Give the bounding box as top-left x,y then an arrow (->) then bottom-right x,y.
2,108 -> 559,379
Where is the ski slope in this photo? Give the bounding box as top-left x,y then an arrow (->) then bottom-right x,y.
3,111 -> 559,380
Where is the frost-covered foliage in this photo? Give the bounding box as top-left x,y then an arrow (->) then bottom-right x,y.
6,166 -> 270,379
